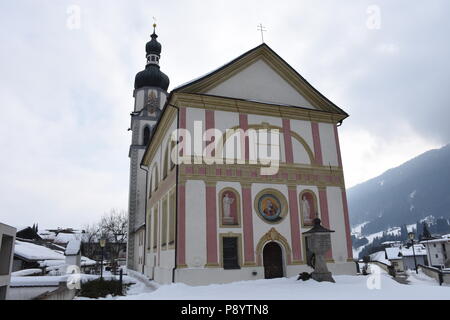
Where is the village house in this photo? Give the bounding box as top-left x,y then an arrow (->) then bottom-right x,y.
421,234 -> 450,269
385,244 -> 427,273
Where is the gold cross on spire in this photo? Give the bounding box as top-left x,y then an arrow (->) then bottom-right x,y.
152,16 -> 157,32
257,23 -> 267,43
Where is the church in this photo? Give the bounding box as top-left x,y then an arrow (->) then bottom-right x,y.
127,26 -> 355,285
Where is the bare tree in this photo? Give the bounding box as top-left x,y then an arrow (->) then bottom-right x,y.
98,209 -> 128,273
81,223 -> 100,259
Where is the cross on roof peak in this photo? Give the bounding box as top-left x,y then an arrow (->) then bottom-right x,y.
257,23 -> 267,43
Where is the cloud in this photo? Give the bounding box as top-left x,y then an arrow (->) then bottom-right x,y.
0,0 -> 449,227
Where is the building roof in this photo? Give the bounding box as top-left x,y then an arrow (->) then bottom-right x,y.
14,240 -> 96,270
140,42 -> 350,166
14,240 -> 64,261
369,251 -> 391,266
54,232 -> 82,244
385,244 -> 427,260
421,234 -> 450,244
172,43 -> 348,117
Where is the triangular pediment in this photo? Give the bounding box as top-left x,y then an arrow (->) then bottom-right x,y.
173,44 -> 347,116
206,58 -> 315,108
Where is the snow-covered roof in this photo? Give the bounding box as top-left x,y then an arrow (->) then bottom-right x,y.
14,240 -> 95,269
54,232 -> 82,244
14,240 -> 64,261
11,269 -> 43,277
385,247 -> 401,260
39,231 -> 56,241
421,234 -> 450,243
385,244 -> 427,260
10,276 -> 66,287
369,251 -> 391,266
400,244 -> 427,257
65,239 -> 81,256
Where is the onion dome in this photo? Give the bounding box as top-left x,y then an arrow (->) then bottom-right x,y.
134,24 -> 170,91
146,32 -> 161,56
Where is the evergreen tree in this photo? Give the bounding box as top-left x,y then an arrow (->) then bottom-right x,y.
421,222 -> 432,240
400,224 -> 408,241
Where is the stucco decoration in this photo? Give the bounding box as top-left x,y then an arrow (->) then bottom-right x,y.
256,227 -> 292,266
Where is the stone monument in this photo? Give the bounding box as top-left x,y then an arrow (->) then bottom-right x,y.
303,218 -> 335,283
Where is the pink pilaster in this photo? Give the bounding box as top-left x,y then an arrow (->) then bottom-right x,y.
319,188 -> 333,260
282,119 -> 294,164
341,188 -> 353,260
288,188 -> 302,262
179,107 -> 187,157
206,185 -> 218,265
242,186 -> 255,264
311,122 -> 323,166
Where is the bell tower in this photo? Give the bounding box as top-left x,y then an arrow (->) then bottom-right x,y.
127,24 -> 170,271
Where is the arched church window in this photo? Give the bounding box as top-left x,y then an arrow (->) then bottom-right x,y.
219,188 -> 241,227
143,126 -> 150,146
299,190 -> 318,227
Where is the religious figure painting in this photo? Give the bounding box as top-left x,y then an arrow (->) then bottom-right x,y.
300,192 -> 316,226
257,194 -> 282,222
145,90 -> 158,114
221,191 -> 238,225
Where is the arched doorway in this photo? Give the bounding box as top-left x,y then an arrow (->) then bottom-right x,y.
263,242 -> 284,279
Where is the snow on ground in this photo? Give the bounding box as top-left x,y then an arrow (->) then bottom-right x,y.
11,274 -> 136,287
406,270 -> 450,287
353,245 -> 365,259
351,222 -> 369,236
82,270 -> 450,300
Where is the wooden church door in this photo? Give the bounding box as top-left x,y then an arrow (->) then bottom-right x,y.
263,242 -> 284,279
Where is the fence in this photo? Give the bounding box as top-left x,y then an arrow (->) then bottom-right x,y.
418,264 -> 450,286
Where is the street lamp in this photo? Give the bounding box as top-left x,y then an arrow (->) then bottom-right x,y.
408,232 -> 418,274
99,238 -> 107,280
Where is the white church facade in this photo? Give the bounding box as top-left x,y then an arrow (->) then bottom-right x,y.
127,27 -> 355,285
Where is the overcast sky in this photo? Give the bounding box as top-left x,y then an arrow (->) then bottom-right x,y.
1,1 -> 449,229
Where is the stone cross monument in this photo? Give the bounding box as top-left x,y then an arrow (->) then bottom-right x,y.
303,218 -> 335,283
